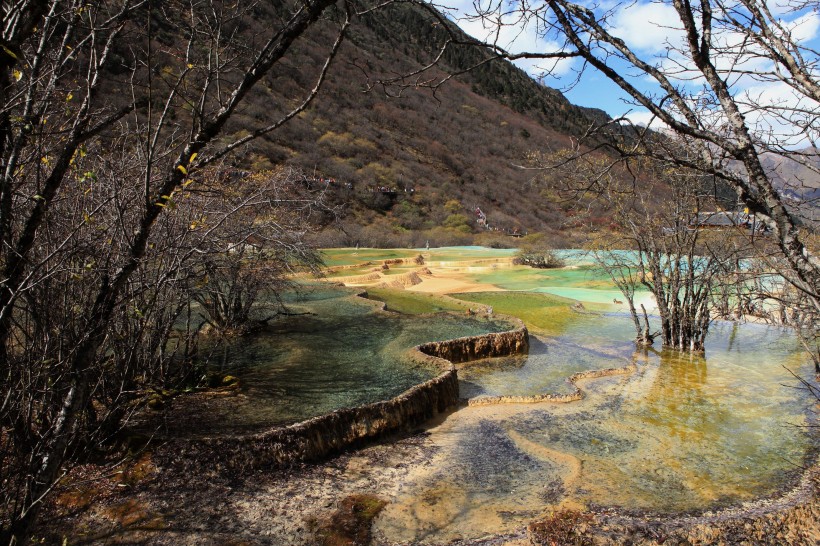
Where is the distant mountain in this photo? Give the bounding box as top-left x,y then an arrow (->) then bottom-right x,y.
138,2 -> 816,247
760,150 -> 820,226
761,150 -> 820,199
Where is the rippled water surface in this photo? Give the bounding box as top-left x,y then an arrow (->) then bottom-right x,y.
369,248 -> 817,543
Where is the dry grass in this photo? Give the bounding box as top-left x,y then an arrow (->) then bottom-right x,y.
528,509 -> 595,546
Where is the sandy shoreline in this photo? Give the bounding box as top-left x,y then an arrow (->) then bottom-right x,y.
405,267 -> 501,294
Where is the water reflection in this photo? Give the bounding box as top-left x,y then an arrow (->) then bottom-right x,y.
375,317 -> 817,543
641,349 -> 710,441
178,285 -> 511,436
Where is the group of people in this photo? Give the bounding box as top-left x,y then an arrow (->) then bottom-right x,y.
473,205 -> 526,236
303,175 -> 337,185
366,186 -> 416,194
302,175 -> 354,190
474,206 -> 492,230
301,173 -> 424,196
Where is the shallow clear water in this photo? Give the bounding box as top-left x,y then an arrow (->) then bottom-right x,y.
195,285 -> 510,434
465,264 -> 654,305
468,265 -> 616,291
180,247 -> 816,541
375,316 -> 818,543
459,332 -> 633,399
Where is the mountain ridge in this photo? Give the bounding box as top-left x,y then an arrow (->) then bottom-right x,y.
225,1 -> 616,247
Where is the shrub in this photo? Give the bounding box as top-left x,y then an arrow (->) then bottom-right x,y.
514,234 -> 565,268
475,231 -> 516,249
528,509 -> 594,546
443,213 -> 472,233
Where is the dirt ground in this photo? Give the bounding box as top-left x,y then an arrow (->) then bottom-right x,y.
41,424 -> 819,546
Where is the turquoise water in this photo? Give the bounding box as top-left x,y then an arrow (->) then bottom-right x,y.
531,286 -> 652,305
191,285 -> 510,434
353,247 -> 819,541
171,248 -> 817,540
459,326 -> 634,399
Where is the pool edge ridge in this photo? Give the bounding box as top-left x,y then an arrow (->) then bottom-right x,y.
156,316 -> 530,475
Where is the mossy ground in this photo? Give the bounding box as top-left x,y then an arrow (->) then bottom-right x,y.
365,288 -> 467,315
321,248 -> 418,267
449,291 -> 581,335
468,265 -> 619,292
320,247 -> 516,268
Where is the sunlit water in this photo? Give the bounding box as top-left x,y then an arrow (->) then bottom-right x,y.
191,285 -> 510,434
465,263 -> 655,306
173,247 -> 816,542
354,248 -> 818,543
374,313 -> 817,543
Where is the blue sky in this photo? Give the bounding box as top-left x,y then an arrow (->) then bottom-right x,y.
440,1 -> 820,144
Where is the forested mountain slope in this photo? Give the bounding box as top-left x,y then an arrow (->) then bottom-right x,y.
221,2 -> 613,247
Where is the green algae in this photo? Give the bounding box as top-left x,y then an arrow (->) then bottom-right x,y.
321,248 -> 418,267
375,319 -> 817,543
365,288 -> 467,315
173,248 -> 816,540
466,265 -> 611,289
449,291 -> 583,335
170,285 -> 511,436
321,246 -> 517,267
462,261 -> 651,306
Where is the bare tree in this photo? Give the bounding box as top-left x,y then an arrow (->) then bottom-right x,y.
446,0 -> 818,354
540,149 -> 745,351
0,0 -> 356,542
189,169 -> 326,335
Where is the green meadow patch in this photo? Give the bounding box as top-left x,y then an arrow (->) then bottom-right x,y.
449,291 -> 581,335
365,288 -> 467,315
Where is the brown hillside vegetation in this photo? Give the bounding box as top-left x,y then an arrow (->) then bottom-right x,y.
219,2 -> 614,247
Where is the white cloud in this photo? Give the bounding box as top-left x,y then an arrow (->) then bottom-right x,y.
442,0 -> 820,148
740,81 -> 820,147
611,2 -> 683,53
445,1 -> 576,77
618,109 -> 668,130
784,11 -> 820,42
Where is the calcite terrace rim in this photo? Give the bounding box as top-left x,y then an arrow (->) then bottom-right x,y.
160,291 -> 530,473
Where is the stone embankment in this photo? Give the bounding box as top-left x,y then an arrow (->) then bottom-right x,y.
417,321 -> 529,364
165,317 -> 529,474
326,271 -> 382,284
377,269 -> 432,289
327,267 -> 431,288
